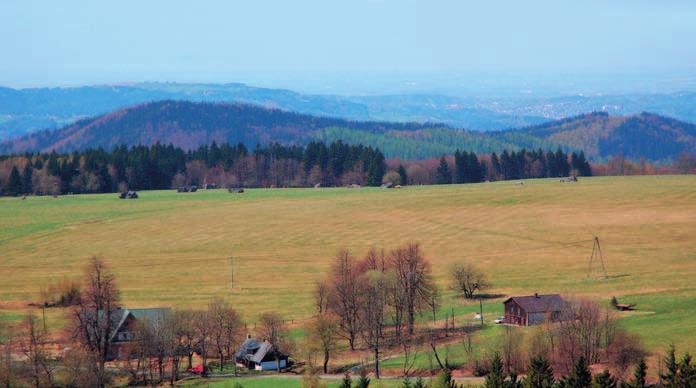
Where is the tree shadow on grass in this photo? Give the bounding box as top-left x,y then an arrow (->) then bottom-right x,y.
471,293 -> 506,300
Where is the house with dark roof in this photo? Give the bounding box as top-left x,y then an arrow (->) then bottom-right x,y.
105,307 -> 172,360
503,294 -> 568,326
235,335 -> 289,371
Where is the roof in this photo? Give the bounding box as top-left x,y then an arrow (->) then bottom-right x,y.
504,294 -> 567,313
129,308 -> 171,322
108,307 -> 172,342
236,338 -> 285,363
236,337 -> 262,358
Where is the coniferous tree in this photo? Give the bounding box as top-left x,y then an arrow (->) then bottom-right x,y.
524,355 -> 554,388
678,353 -> 695,388
22,163 -> 33,194
4,166 -> 22,196
366,150 -> 385,187
565,356 -> 592,388
433,368 -> 461,388
398,164 -> 408,186
454,150 -> 466,183
661,345 -> 679,388
491,152 -> 501,180
486,353 -> 505,388
624,359 -> 648,388
593,369 -> 616,388
413,377 -> 427,388
436,156 -> 452,184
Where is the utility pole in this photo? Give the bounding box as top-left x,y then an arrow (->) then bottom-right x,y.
587,236 -> 608,279
479,300 -> 484,327
229,255 -> 234,289
42,301 -> 47,332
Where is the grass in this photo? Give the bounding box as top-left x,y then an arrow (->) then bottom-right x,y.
179,375 -> 412,388
1,176 -> 695,359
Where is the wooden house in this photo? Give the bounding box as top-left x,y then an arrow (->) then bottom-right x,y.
503,294 -> 567,326
103,307 -> 171,360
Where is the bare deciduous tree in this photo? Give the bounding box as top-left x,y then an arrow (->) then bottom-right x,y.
72,256 -> 120,388
20,313 -> 54,388
0,321 -> 19,388
327,249 -> 363,350
258,312 -> 293,372
209,298 -> 242,372
314,281 -> 330,315
307,313 -> 340,374
360,270 -> 387,379
449,262 -> 490,299
193,309 -> 215,376
389,242 -> 435,335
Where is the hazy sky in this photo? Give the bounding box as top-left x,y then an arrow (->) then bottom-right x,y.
2,0 -> 696,93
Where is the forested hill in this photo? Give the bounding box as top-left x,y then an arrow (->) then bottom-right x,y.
493,111 -> 696,160
0,100 -> 446,154
1,101 -> 695,161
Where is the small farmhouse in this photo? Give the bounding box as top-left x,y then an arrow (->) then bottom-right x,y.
236,336 -> 289,371
503,294 -> 567,326
105,307 -> 172,360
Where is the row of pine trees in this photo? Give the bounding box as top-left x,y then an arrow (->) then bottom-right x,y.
0,141 -> 591,196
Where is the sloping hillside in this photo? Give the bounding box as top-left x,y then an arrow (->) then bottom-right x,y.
0,100 -> 445,153
494,112 -> 696,160
2,101 -> 694,160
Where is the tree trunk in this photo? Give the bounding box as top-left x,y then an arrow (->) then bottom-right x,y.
323,349 -> 329,374
276,355 -> 281,372
349,331 -> 356,351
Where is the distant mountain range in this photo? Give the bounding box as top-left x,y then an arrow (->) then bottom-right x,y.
3,82 -> 696,142
2,100 -> 694,161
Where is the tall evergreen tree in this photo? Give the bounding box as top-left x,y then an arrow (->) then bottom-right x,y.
21,163 -> 33,194
661,345 -> 679,388
678,353 -> 695,388
4,166 -> 22,196
625,359 -> 647,388
366,150 -> 385,187
491,152 -> 501,180
565,356 -> 592,388
436,156 -> 452,185
486,353 -> 505,388
524,355 -> 554,388
398,164 -> 408,186
454,150 -> 466,184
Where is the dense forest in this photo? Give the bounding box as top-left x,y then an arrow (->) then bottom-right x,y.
0,140 -> 595,196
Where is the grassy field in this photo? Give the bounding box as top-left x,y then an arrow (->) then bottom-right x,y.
1,176 -> 695,359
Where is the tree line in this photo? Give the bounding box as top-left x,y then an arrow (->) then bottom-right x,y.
0,140 -> 598,196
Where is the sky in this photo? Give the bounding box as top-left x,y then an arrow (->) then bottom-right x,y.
2,0 -> 696,94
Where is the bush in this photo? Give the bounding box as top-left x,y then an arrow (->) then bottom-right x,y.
40,280 -> 81,307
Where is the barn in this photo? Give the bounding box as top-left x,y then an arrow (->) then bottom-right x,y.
503,294 -> 567,326
106,307 -> 172,360
236,336 -> 289,371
